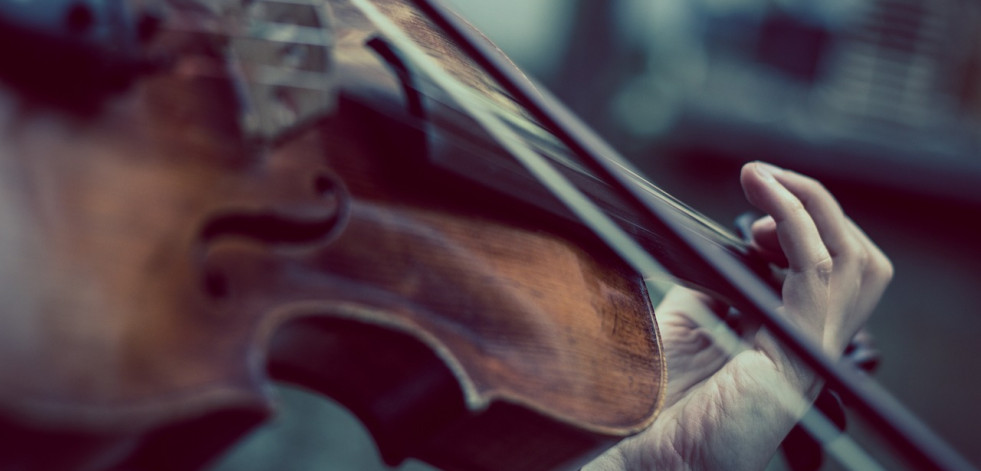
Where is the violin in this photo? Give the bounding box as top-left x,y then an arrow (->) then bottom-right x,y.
0,1 -> 971,470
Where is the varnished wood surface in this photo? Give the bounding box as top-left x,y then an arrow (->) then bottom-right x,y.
0,1 -> 666,470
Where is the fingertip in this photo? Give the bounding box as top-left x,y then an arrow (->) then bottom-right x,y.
740,161 -> 785,211
750,215 -> 785,262
741,161 -> 783,184
739,162 -> 758,187
751,215 -> 777,234
751,215 -> 778,245
755,161 -> 782,182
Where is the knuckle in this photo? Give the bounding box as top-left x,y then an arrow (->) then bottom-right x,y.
862,251 -> 894,283
814,256 -> 834,283
853,247 -> 871,269
835,238 -> 864,260
816,256 -> 834,273
878,256 -> 895,282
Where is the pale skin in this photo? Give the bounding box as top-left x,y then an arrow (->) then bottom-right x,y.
585,161 -> 893,471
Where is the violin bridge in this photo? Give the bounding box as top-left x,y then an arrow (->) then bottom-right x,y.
164,0 -> 340,143
226,0 -> 338,143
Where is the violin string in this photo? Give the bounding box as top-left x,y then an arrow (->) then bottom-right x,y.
166,20 -> 333,47
170,56 -> 748,278
414,79 -> 749,249
398,68 -> 748,249
348,0 -> 664,283
168,11 -> 745,250
345,0 -> 882,469
166,7 -> 747,254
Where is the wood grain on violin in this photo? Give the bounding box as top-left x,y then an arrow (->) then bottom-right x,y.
0,1 -> 666,470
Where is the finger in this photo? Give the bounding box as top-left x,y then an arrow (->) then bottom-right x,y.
768,168 -> 864,262
750,216 -> 779,251
846,217 -> 892,281
750,216 -> 788,266
846,217 -> 894,314
740,162 -> 830,274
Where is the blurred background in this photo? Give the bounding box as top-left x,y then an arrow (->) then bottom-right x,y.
212,0 -> 981,469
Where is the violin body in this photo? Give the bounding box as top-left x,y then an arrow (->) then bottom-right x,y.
0,1 -> 666,470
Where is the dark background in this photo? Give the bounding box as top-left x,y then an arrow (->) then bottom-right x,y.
211,0 -> 981,469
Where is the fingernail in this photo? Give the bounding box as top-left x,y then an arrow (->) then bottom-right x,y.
751,215 -> 776,231
755,162 -> 781,183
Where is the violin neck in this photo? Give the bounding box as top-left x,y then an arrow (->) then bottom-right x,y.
405,95 -> 777,300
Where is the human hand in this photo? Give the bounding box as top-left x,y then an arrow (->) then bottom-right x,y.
584,162 -> 892,471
